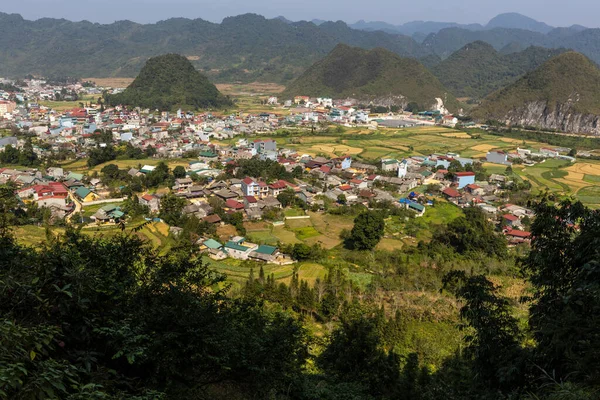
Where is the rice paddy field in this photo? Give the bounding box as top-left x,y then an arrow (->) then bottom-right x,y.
252,126 -> 549,162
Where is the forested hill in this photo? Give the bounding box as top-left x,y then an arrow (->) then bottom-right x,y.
472,51 -> 600,134
431,41 -> 566,99
0,12 -> 426,83
283,44 -> 459,111
105,54 -> 232,111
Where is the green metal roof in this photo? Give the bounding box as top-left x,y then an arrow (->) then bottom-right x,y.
409,202 -> 425,212
225,241 -> 250,252
68,172 -> 84,181
203,239 -> 223,249
255,245 -> 277,255
74,187 -> 91,199
110,210 -> 125,218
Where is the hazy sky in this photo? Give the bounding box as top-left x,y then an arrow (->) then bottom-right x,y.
1,0 -> 599,28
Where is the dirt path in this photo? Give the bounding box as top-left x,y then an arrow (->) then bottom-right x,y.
66,196 -> 82,223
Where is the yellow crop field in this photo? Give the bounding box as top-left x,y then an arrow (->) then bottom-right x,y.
566,162 -> 600,176
471,144 -> 497,152
84,77 -> 134,88
310,144 -> 362,155
499,138 -> 526,144
441,133 -> 471,139
555,171 -> 590,192
154,222 -> 170,237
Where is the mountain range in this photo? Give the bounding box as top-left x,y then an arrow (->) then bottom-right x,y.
348,12 -> 558,36
1,11 -> 600,84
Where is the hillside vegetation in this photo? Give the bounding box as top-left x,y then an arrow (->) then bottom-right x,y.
105,54 -> 232,111
431,41 -> 565,99
284,44 -> 459,111
473,52 -> 600,118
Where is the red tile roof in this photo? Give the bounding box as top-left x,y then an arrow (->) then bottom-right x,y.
506,229 -> 531,238
455,172 -> 476,177
226,199 -> 244,209
339,184 -> 352,191
242,177 -> 255,185
203,214 -> 222,224
269,180 -> 288,190
503,214 -> 519,222
442,188 -> 461,198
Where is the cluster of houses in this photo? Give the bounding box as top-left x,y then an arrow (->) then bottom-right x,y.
199,236 -> 292,264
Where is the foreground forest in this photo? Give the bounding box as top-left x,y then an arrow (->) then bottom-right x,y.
1,181 -> 599,399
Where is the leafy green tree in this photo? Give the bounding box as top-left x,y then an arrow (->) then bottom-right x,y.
172,165 -> 186,179
432,207 -> 508,258
524,199 -> 600,384
291,243 -> 313,261
568,148 -> 577,157
443,271 -> 524,391
345,211 -> 385,250
277,189 -> 297,208
318,305 -> 402,397
145,162 -> 171,188
158,192 -> 186,226
101,163 -> 121,180
0,210 -> 308,398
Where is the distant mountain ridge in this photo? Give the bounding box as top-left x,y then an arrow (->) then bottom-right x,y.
0,12 -> 427,82
1,10 -> 600,86
348,13 -> 578,36
471,52 -> 600,134
283,44 -> 459,111
486,13 -> 554,34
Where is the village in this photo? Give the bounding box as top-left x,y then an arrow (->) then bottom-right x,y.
0,77 -> 592,265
